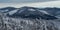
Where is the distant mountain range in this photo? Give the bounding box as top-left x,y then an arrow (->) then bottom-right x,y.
40,7 -> 60,18
0,6 -> 58,20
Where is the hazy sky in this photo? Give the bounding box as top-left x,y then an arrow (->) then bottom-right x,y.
0,1 -> 60,8
0,0 -> 58,3
0,0 -> 60,8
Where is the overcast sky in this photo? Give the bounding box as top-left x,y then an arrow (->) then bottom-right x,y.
0,0 -> 58,3
0,0 -> 60,8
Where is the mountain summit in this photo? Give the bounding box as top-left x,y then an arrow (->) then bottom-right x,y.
5,6 -> 57,20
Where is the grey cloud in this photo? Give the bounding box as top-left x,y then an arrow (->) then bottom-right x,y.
0,0 -> 58,3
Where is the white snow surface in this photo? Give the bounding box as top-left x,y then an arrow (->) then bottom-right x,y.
28,9 -> 36,11
0,9 -> 9,12
19,9 -> 25,13
39,10 -> 49,14
8,9 -> 19,15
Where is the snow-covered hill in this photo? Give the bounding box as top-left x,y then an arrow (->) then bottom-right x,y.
0,6 -> 58,20
1,6 -> 56,20
0,7 -> 17,13
0,6 -> 60,30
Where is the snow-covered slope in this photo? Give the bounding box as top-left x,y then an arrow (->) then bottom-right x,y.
0,13 -> 60,30
0,6 -> 58,20
6,6 -> 57,20
40,7 -> 60,18
8,9 -> 19,15
0,7 -> 17,13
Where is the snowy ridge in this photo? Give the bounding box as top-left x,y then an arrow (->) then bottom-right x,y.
0,6 -> 58,20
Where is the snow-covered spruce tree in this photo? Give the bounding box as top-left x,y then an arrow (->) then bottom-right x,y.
0,12 -> 59,30
0,12 -> 7,30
